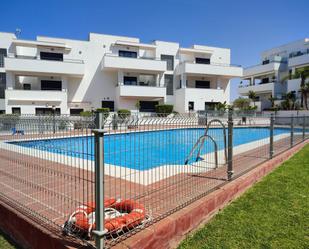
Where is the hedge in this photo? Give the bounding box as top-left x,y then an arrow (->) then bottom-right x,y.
117,109 -> 131,119
155,104 -> 174,116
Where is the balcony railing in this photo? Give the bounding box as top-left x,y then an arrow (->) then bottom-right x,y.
244,59 -> 285,70
7,53 -> 84,64
289,49 -> 309,58
119,82 -> 159,87
238,81 -> 276,88
104,53 -> 161,61
180,60 -> 241,68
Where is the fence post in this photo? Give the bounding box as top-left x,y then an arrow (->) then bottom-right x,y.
269,113 -> 274,159
92,129 -> 106,249
303,116 -> 306,141
290,115 -> 294,148
95,111 -> 103,129
227,109 -> 233,181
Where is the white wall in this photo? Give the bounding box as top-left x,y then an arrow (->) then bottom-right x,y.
0,32 -> 240,114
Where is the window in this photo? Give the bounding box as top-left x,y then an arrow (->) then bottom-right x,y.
118,50 -> 137,58
124,76 -> 137,85
12,107 -> 21,115
261,78 -> 269,84
40,52 -> 63,61
161,55 -> 174,70
35,108 -> 60,115
139,101 -> 158,112
205,102 -> 218,111
0,49 -> 7,67
23,84 -> 31,90
41,80 -> 62,91
195,58 -> 210,64
195,81 -> 210,89
262,59 -> 270,65
0,73 -> 6,99
70,109 -> 84,115
102,101 -> 114,112
188,101 -> 194,111
139,74 -> 155,86
165,75 -> 173,95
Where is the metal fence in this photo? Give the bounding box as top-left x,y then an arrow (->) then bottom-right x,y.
0,111 -> 308,248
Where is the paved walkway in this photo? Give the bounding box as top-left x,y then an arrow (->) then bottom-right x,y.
0,132 -> 305,248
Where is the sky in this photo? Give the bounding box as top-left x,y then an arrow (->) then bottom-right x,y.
1,0 -> 308,100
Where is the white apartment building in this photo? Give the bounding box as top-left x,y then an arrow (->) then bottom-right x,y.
238,38 -> 309,111
0,32 -> 242,115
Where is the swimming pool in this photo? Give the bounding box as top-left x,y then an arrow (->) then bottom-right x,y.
9,127 -> 293,170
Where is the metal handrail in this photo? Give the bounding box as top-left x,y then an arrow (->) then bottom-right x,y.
184,134 -> 218,168
198,119 -> 227,163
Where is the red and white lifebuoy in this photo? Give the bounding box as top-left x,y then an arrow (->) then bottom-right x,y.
64,198 -> 145,238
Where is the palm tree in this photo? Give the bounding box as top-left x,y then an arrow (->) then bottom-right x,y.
268,95 -> 276,108
284,66 -> 309,109
248,90 -> 257,108
300,82 -> 309,110
285,91 -> 296,110
233,97 -> 250,110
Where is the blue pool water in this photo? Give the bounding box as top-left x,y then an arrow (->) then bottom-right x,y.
10,127 -> 293,170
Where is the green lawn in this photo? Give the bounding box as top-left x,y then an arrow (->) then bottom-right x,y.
179,144 -> 309,249
0,231 -> 16,249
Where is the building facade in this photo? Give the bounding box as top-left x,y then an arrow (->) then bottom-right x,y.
0,32 -> 242,115
238,38 -> 309,111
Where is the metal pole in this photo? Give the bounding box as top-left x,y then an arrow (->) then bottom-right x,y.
290,115 -> 294,148
92,129 -> 106,249
269,113 -> 274,159
227,109 -> 233,181
303,116 -> 306,141
53,108 -> 56,134
95,111 -> 103,130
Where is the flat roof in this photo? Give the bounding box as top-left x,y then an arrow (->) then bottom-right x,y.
12,39 -> 71,50
114,40 -> 157,49
178,47 -> 213,55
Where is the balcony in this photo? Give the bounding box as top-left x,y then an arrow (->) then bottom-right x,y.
116,85 -> 166,98
288,53 -> 309,68
176,87 -> 226,103
238,82 -> 275,95
4,54 -> 84,77
176,62 -> 242,77
5,89 -> 67,104
243,61 -> 283,77
102,54 -> 167,73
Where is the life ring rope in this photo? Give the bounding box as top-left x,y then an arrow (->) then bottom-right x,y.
63,198 -> 147,239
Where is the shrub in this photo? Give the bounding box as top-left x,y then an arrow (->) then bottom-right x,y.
155,104 -> 174,117
233,98 -> 250,110
96,108 -> 110,120
117,109 -> 131,119
80,111 -> 93,117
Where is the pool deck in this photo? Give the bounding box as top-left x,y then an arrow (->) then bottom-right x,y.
0,129 -> 306,248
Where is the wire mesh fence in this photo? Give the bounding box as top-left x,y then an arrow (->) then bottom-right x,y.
0,111 -> 308,248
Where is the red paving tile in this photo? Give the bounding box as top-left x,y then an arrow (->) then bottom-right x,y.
0,130 -> 307,248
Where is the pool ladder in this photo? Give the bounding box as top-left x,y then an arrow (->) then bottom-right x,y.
184,119 -> 228,168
